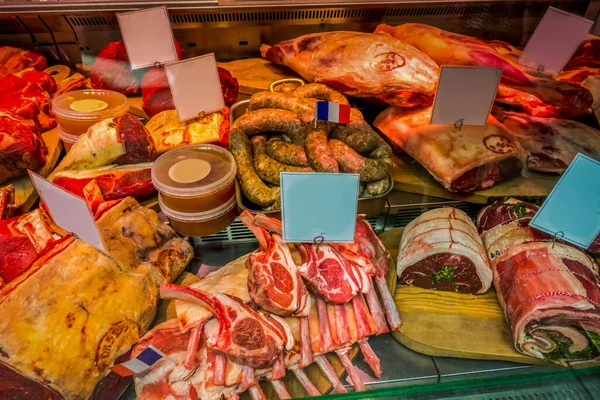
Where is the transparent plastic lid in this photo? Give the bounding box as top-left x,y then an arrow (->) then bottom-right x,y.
158,193 -> 236,221
57,125 -> 80,143
152,143 -> 237,197
52,89 -> 129,121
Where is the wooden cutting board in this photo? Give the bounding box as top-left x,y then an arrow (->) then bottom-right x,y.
2,127 -> 63,214
379,227 -> 545,364
217,58 -> 299,95
391,155 -> 559,205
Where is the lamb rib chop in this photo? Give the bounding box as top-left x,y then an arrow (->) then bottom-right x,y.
160,284 -> 293,369
239,210 -> 311,316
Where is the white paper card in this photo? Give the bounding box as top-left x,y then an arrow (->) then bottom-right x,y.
165,54 -> 225,122
117,6 -> 178,69
29,172 -> 106,253
431,66 -> 502,127
281,172 -> 358,243
519,7 -> 592,76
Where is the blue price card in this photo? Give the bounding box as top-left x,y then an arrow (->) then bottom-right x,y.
530,154 -> 600,249
281,172 -> 359,243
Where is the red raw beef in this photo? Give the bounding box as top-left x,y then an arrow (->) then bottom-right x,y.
0,70 -> 56,131
0,111 -> 47,184
0,46 -> 46,79
141,66 -> 239,118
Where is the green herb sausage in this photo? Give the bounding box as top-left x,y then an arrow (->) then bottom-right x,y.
266,137 -> 309,167
229,129 -> 280,206
292,83 -> 349,104
232,108 -> 307,146
331,121 -> 380,154
247,92 -> 315,124
251,136 -> 313,185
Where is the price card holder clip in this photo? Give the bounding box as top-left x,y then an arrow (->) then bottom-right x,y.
313,234 -> 325,249
551,230 -> 565,249
453,118 -> 464,131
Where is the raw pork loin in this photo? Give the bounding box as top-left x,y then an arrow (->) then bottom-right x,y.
477,198 -> 600,364
261,31 -> 440,107
397,207 -> 492,294
374,106 -> 524,192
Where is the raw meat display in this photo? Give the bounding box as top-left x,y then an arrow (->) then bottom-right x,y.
145,107 -> 230,153
493,108 -> 600,173
50,163 -> 155,211
0,46 -> 46,79
90,40 -> 182,95
50,113 -> 156,176
374,106 -> 524,192
477,198 -> 600,364
0,197 -> 194,399
260,31 -> 440,107
132,212 -> 400,399
0,111 -> 47,184
397,207 -> 492,294
141,65 -> 239,118
375,23 -> 593,118
0,68 -> 57,131
565,36 -> 600,69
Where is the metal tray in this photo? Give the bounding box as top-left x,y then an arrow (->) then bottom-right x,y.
230,99 -> 392,218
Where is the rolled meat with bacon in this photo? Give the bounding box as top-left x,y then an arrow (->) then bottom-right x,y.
478,198 -> 600,364
397,207 -> 492,294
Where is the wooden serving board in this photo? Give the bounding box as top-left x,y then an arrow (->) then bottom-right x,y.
379,227 -> 545,364
217,58 -> 298,95
391,155 -> 559,205
2,127 -> 63,214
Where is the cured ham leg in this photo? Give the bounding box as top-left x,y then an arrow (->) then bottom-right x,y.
160,284 -> 293,368
261,31 -> 439,107
375,23 -> 593,118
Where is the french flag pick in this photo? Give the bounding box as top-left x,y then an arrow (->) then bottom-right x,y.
315,101 -> 351,124
109,345 -> 167,376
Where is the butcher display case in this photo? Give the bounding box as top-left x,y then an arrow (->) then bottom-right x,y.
1,0 -> 600,399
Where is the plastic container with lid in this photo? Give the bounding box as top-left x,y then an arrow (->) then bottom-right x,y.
57,126 -> 79,152
152,143 -> 237,214
51,89 -> 129,136
159,194 -> 237,237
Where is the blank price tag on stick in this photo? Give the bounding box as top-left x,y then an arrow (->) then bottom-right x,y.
117,6 -> 178,69
431,66 -> 502,127
530,154 -> 600,249
518,7 -> 592,76
165,54 -> 225,122
281,172 -> 359,243
29,171 -> 106,253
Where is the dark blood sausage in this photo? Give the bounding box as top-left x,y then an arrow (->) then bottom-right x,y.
251,135 -> 313,185
247,92 -> 315,124
327,139 -> 390,182
0,361 -> 63,400
305,129 -> 339,173
292,83 -> 349,104
231,108 -> 307,146
266,137 -> 309,167
399,252 -> 483,294
331,121 -> 380,154
229,129 -> 280,206
397,207 -> 492,294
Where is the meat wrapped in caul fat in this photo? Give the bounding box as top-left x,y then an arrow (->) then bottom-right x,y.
397,207 -> 492,294
478,198 -> 600,364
